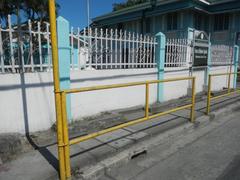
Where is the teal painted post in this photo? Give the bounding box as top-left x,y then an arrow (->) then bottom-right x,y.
155,32 -> 166,102
57,16 -> 72,121
204,41 -> 211,91
233,45 -> 239,89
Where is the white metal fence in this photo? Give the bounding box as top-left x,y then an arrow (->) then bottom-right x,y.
1,15 -> 235,74
0,15 -> 158,73
165,38 -> 189,68
0,15 -> 51,73
70,28 -> 157,70
211,44 -> 233,65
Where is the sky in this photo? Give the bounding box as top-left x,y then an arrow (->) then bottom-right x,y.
57,0 -> 125,29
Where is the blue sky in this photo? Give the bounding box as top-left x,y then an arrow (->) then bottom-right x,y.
57,0 -> 125,29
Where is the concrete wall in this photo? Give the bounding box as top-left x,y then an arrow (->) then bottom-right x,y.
0,66 -> 233,134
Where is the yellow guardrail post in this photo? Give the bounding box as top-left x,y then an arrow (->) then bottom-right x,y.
145,82 -> 150,118
206,75 -> 212,115
61,92 -> 71,179
227,65 -> 232,93
48,0 -> 67,179
190,77 -> 196,123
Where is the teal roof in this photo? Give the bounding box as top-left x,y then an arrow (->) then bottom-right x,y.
92,0 -> 239,26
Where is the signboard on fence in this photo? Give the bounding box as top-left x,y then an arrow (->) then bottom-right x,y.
193,31 -> 209,67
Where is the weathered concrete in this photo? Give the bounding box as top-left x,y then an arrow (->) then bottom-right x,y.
101,107 -> 240,180
0,93 -> 239,180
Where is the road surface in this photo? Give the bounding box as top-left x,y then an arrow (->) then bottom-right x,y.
101,110 -> 240,180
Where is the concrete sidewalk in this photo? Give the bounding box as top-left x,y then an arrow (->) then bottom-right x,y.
0,93 -> 240,180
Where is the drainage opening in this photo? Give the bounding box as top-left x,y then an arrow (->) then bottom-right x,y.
131,150 -> 147,159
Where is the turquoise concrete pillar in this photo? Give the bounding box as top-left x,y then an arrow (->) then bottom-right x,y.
203,41 -> 211,91
233,45 -> 239,89
57,16 -> 72,121
155,32 -> 166,102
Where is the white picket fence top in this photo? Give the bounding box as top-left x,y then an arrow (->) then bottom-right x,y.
0,15 -> 235,74
69,28 -> 157,70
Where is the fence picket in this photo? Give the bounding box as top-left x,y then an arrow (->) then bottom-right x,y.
77,27 -> 80,70
38,22 -> 43,71
94,28 -> 97,68
115,29 -> 118,69
0,15 -> 159,73
70,27 -> 74,70
105,29 -> 108,69
124,30 -> 127,69
46,23 -> 51,71
8,15 -> 15,72
0,25 -> 4,73
110,29 -> 113,69
131,32 -> 135,68
28,20 -> 34,72
119,29 -> 122,69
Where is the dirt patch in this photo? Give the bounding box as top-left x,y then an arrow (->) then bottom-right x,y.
0,133 -> 31,163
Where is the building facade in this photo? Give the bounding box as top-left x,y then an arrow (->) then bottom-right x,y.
92,0 -> 240,45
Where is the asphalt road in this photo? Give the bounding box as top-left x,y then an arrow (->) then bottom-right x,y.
101,110 -> 240,180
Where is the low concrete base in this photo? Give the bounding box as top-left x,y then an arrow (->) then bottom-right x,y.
202,85 -> 208,93
187,87 -> 192,96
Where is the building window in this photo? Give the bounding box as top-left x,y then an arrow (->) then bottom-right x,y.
145,18 -> 151,33
194,13 -> 203,30
167,13 -> 178,31
214,13 -> 229,31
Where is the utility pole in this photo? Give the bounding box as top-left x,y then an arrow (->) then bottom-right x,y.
87,0 -> 90,28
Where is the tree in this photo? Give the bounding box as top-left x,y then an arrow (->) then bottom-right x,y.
0,0 -> 60,25
23,0 -> 60,23
113,0 -> 149,11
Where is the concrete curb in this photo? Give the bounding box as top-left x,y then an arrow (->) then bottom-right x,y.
74,102 -> 240,180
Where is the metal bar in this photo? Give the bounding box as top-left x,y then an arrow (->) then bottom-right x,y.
190,77 -> 196,122
145,82 -> 149,118
48,0 -> 66,179
0,25 -> 4,73
38,22 -> 43,71
94,28 -> 97,68
69,104 -> 193,145
8,15 -> 15,73
46,23 -> 51,71
70,27 -> 74,70
77,27 -> 80,70
227,65 -> 233,93
210,72 -> 240,77
28,20 -> 34,72
128,32 -> 131,68
110,29 -> 113,69
83,28 -> 87,68
211,89 -> 240,100
135,33 -> 139,68
115,29 -> 118,69
119,30 -> 122,69
105,29 -> 108,69
89,28 -> 92,68
61,92 -> 71,178
206,75 -> 212,115
132,32 -> 135,68
100,28 -> 103,69
20,40 -> 25,73
64,76 -> 194,94
124,30 -> 127,69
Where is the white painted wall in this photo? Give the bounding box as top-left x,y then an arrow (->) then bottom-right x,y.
0,66 -> 233,134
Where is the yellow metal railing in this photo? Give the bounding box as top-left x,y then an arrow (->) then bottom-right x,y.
58,76 -> 196,179
206,72 -> 240,115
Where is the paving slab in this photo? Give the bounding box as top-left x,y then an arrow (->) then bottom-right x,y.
0,93 -> 240,180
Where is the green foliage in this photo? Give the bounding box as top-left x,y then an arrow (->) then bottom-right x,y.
113,0 -> 149,11
0,0 -> 60,24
